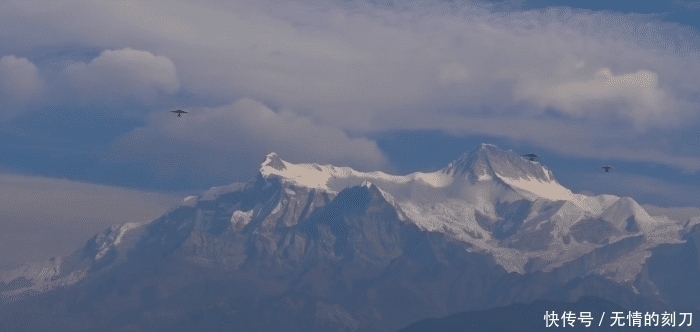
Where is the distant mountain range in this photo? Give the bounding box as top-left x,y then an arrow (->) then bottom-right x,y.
1,144 -> 699,331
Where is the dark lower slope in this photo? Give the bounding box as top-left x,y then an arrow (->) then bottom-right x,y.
634,224 -> 700,311
0,181 -> 695,331
400,296 -> 699,332
0,248 -> 678,331
0,233 -> 510,331
1,254 -> 678,332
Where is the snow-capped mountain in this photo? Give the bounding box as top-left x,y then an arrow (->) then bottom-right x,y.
0,221 -> 147,305
1,144 -> 698,332
259,143 -> 681,276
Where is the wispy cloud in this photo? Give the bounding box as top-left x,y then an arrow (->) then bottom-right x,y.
569,172 -> 700,208
0,55 -> 42,120
61,48 -> 179,105
642,204 -> 700,222
0,173 -> 181,266
0,173 -> 180,221
109,98 -> 387,183
673,0 -> 700,10
516,68 -> 672,129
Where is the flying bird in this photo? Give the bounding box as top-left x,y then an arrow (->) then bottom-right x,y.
171,109 -> 188,117
601,166 -> 613,173
522,153 -> 539,161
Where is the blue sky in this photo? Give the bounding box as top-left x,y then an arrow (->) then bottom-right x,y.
1,0 -> 700,261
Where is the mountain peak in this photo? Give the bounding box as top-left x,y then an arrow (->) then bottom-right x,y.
262,152 -> 286,171
256,145 -> 575,203
442,144 -> 554,183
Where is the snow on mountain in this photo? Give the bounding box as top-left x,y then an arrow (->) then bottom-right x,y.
231,209 -> 254,231
0,256 -> 84,305
0,219 -> 149,304
445,144 -> 541,177
199,182 -> 247,201
260,152 -> 420,192
687,216 -> 700,230
262,144 -> 586,208
1,144 -> 687,304
259,144 -> 680,277
259,144 -> 605,232
181,195 -> 198,207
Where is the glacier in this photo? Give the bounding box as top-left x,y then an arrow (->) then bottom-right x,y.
259,143 -> 683,275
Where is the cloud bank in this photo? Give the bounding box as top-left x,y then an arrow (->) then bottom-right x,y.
0,55 -> 42,119
110,98 -> 387,183
62,48 -> 179,105
1,0 -> 700,174
0,173 -> 180,221
570,172 -> 700,208
0,173 -> 181,267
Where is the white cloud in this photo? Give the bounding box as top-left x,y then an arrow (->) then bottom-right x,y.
6,0 -> 696,119
515,68 -> 672,128
109,98 -> 388,182
437,62 -> 470,85
63,48 -> 179,104
642,204 -> 700,222
0,55 -> 42,119
569,172 -> 700,208
433,116 -> 700,172
1,0 -> 700,171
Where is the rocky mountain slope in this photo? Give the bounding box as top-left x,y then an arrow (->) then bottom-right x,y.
1,144 -> 698,331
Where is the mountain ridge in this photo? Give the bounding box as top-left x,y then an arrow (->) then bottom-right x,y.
1,144 -> 698,331
1,144 -> 682,292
